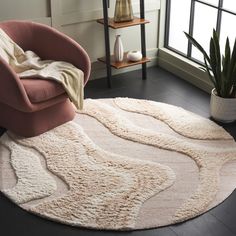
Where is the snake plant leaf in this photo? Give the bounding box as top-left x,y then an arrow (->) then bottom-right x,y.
204,57 -> 216,89
184,32 -> 211,64
212,30 -> 222,85
213,29 -> 221,65
220,72 -> 226,97
210,37 -> 217,75
199,67 -> 207,72
223,37 -> 231,79
229,38 -> 236,81
184,29 -> 236,98
210,37 -> 221,94
232,63 -> 236,84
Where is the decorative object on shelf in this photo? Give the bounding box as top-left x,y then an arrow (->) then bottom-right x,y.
114,0 -> 134,23
98,0 -> 149,87
185,29 -> 236,123
127,50 -> 142,62
114,35 -> 124,62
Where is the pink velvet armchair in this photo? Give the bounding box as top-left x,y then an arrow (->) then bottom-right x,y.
0,20 -> 91,137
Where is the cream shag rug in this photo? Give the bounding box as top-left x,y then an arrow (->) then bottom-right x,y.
1,98 -> 236,231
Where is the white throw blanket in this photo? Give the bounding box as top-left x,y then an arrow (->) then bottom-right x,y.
0,28 -> 84,109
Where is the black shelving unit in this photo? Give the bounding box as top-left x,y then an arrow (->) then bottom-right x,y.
97,0 -> 150,88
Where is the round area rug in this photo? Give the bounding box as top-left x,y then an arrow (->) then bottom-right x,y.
0,98 -> 236,231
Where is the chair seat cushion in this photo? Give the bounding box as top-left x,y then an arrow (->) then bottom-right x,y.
21,78 -> 65,103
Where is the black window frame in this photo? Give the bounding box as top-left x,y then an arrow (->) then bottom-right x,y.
165,0 -> 236,65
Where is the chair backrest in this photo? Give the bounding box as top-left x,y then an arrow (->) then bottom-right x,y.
0,20 -> 91,84
0,20 -> 35,51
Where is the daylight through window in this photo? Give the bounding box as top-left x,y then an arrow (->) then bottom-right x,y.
165,0 -> 236,63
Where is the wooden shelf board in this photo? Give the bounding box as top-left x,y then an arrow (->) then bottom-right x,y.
97,17 -> 150,29
98,53 -> 151,69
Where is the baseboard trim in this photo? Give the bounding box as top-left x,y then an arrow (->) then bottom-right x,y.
157,48 -> 213,94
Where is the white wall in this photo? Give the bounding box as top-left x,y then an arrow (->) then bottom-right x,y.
0,0 -> 51,25
0,0 -> 160,79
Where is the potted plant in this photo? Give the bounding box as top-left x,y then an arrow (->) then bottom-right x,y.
184,29 -> 236,123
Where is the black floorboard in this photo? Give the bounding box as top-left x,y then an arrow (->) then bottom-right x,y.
0,66 -> 236,236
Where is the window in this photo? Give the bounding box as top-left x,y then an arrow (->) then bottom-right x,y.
165,0 -> 236,63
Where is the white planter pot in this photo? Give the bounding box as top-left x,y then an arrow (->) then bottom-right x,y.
210,88 -> 236,123
114,35 -> 124,62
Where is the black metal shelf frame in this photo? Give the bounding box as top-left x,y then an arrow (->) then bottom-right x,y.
101,0 -> 147,88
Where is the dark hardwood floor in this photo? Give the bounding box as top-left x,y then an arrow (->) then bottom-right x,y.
0,66 -> 235,236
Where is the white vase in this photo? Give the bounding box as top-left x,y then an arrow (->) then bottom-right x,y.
127,50 -> 142,61
210,88 -> 236,123
114,35 -> 124,62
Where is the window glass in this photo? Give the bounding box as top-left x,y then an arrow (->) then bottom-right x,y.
168,0 -> 191,54
220,12 -> 236,51
191,2 -> 218,61
223,0 -> 236,12
202,0 -> 219,6
166,0 -> 236,64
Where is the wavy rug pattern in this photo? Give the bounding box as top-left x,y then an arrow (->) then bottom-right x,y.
1,98 -> 236,230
